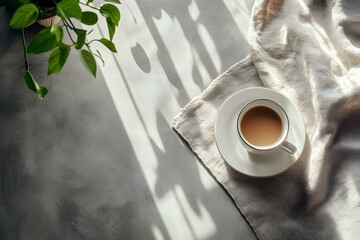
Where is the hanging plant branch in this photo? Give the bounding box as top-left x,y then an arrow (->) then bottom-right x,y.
61,19 -> 76,45
21,28 -> 48,99
21,29 -> 30,72
3,0 -> 122,99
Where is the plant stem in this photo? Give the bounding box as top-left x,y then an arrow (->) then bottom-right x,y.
67,18 -> 77,30
21,28 -> 30,72
84,42 -> 104,64
79,2 -> 100,11
85,42 -> 92,52
62,18 -> 75,30
62,19 -> 76,44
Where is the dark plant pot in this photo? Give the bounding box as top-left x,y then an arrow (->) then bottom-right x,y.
33,0 -> 61,27
35,0 -> 58,7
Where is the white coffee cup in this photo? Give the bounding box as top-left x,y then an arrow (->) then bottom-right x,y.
236,99 -> 297,155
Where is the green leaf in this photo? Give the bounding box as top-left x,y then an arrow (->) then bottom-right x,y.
9,3 -> 39,29
100,4 -> 120,26
106,17 -> 116,41
28,27 -> 58,54
104,0 -> 121,4
80,50 -> 97,77
24,71 -> 48,99
97,38 -> 117,53
56,0 -> 82,20
51,25 -> 63,43
75,29 -> 87,49
58,44 -> 71,65
38,87 -> 49,98
48,44 -> 71,75
24,71 -> 36,93
81,11 -> 98,25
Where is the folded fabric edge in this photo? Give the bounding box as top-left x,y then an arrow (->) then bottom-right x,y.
171,54 -> 253,129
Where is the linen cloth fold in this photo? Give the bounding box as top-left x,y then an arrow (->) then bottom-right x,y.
172,0 -> 360,239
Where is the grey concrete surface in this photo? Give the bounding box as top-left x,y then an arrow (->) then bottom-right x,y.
0,1 -> 257,239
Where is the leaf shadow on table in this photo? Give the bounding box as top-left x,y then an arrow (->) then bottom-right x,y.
133,0 -> 251,107
131,42 -> 152,73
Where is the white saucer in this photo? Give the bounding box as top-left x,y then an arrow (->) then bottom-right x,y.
215,87 -> 306,178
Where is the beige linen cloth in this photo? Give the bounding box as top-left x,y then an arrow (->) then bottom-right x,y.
172,0 -> 360,239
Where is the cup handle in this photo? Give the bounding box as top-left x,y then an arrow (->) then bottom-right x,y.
280,141 -> 297,154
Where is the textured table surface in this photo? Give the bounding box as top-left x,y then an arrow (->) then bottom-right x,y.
0,1 -> 257,239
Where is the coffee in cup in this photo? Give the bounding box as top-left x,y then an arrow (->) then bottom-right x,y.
237,99 -> 296,154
